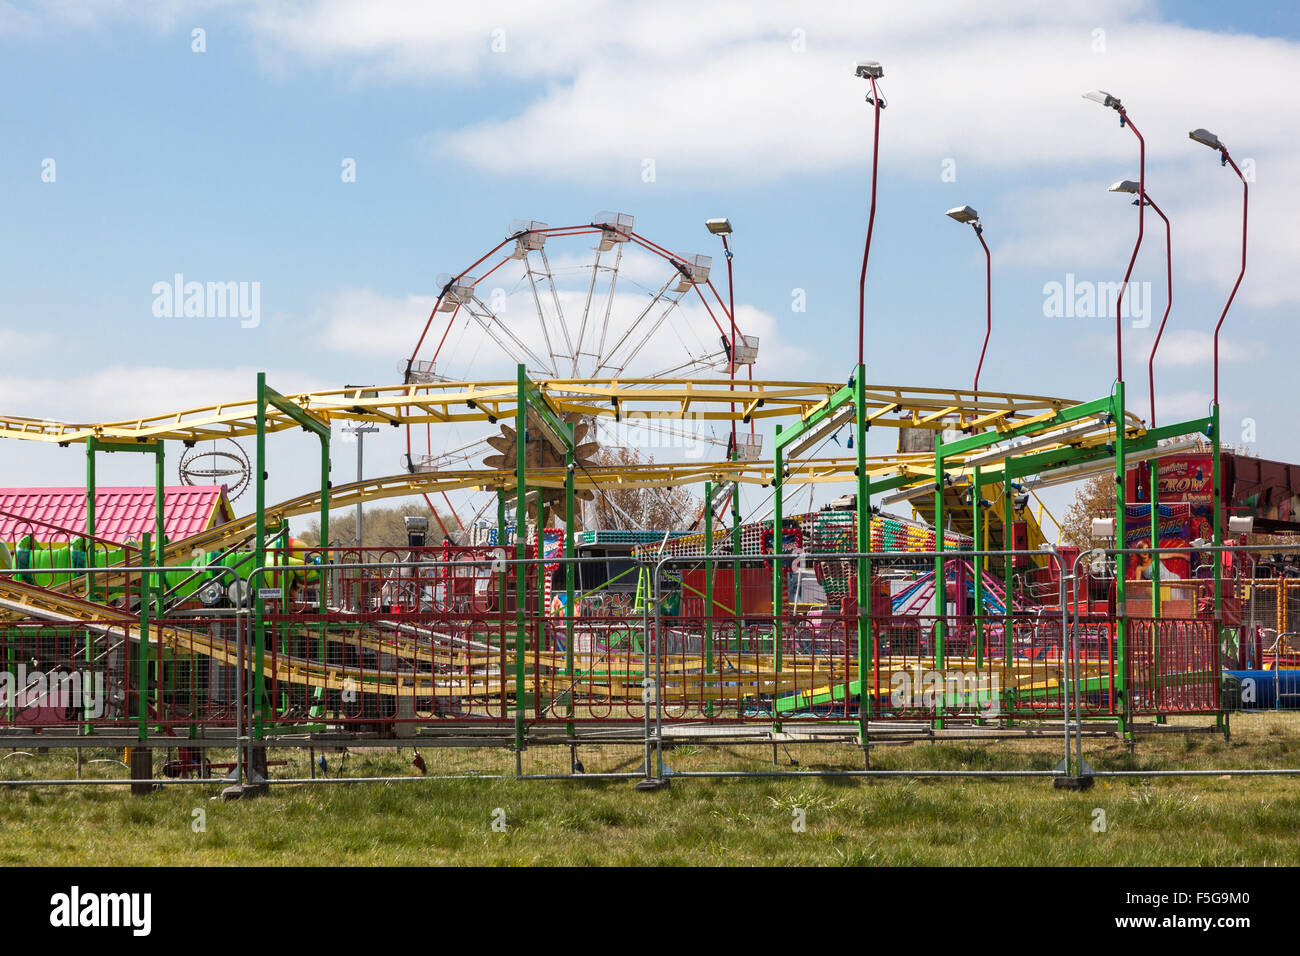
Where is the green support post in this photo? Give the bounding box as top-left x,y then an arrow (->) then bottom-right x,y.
1149,462 -> 1161,619
1113,381 -> 1129,738
731,482 -> 742,650
85,439 -> 96,602
933,438 -> 946,729
972,466 -> 985,670
536,491 -> 546,723
1003,465 -> 1014,722
1211,402 -> 1223,618
1211,401 -> 1224,729
565,428 -> 575,734
253,371 -> 332,740
773,425 -> 784,677
514,365 -> 528,754
703,482 -> 715,718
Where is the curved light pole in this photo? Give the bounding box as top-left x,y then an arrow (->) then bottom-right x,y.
1084,88 -> 1144,740
1189,128 -> 1248,407
705,218 -> 737,453
945,205 -> 991,419
1189,126 -> 1249,633
855,60 -> 885,370
1107,181 -> 1172,428
1084,91 -> 1145,385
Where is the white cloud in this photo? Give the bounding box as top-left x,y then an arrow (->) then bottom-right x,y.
0,364 -> 324,424
1152,329 -> 1253,367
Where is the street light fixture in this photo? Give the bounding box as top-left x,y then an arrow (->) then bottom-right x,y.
1083,89 -> 1144,385
1187,126 -> 1248,408
1188,128 -> 1224,151
854,59 -> 886,369
705,218 -> 733,236
945,205 -> 990,425
1082,89 -> 1122,110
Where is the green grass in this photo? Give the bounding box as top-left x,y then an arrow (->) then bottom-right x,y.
0,712 -> 1298,865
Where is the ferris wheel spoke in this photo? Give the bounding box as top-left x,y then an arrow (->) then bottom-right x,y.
612,289 -> 689,374
522,261 -> 559,375
571,246 -> 602,377
465,294 -> 555,377
596,273 -> 677,376
593,242 -> 623,370
537,247 -> 576,367
648,348 -> 730,379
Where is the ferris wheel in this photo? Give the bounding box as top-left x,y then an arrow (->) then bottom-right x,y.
399,213 -> 763,539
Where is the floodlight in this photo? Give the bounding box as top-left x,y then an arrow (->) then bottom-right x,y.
1082,89 -> 1122,110
705,218 -> 733,235
855,61 -> 884,79
1091,517 -> 1116,539
945,205 -> 980,224
1188,128 -> 1224,151
1228,516 -> 1255,535
1108,180 -> 1140,194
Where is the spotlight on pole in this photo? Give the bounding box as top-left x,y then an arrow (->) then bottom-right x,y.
945,205 -> 980,225
705,218 -> 733,236
1189,128 -> 1225,152
854,60 -> 884,79
1082,89 -> 1122,110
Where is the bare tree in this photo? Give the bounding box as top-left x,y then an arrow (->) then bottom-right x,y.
590,446 -> 701,531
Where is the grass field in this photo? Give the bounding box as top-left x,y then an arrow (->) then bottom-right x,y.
1,713 -> 1298,865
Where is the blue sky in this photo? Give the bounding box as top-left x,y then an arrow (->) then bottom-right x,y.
1,1 -> 1296,534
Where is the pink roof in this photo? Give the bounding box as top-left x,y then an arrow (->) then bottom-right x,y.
0,486 -> 232,544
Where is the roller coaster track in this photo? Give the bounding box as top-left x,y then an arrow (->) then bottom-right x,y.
0,377 -> 1133,445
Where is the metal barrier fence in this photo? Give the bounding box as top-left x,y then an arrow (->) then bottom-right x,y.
0,543 -> 1289,786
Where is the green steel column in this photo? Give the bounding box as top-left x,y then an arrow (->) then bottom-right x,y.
972,467 -> 984,669
536,490 -> 545,724
154,444 -> 165,573
731,481 -> 741,650
138,532 -> 152,742
514,365 -> 527,754
1113,382 -> 1129,737
1003,467 -> 1014,718
254,373 -> 267,739
1211,402 -> 1224,729
564,435 -> 575,732
85,438 -> 97,602
1149,461 -> 1164,724
854,365 -> 871,733
933,437 -> 947,729
318,434 -> 330,667
1149,463 -> 1161,619
703,482 -> 714,718
1211,402 -> 1223,618
772,425 -> 783,674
